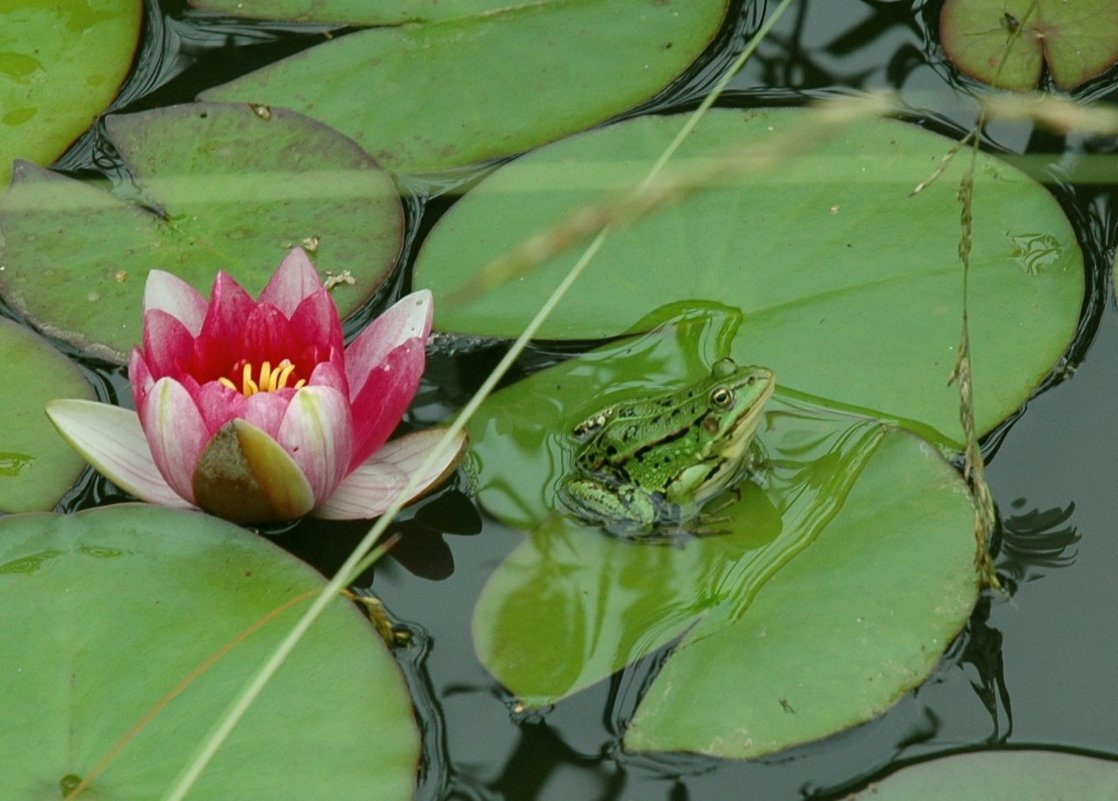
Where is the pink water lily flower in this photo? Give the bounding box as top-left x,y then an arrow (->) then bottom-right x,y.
47,248 -> 464,523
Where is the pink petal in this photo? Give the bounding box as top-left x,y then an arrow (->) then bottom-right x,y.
143,270 -> 207,336
128,348 -> 155,411
241,390 -> 292,440
289,285 -> 344,356
197,272 -> 255,348
241,303 -> 295,365
306,358 -> 348,396
137,377 -> 211,504
259,248 -> 322,317
314,428 -> 466,520
46,400 -> 195,509
190,380 -> 246,436
276,386 -> 354,504
344,290 -> 432,399
346,339 -> 426,471
142,309 -> 197,379
312,461 -> 407,521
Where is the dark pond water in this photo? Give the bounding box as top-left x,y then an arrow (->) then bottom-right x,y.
33,0 -> 1118,798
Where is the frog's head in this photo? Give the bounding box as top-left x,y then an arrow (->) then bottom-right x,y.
700,358 -> 775,460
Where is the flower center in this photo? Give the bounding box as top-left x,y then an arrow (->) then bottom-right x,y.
218,359 -> 306,397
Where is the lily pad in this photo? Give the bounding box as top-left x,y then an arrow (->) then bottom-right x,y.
0,317 -> 94,513
468,322 -> 979,758
0,102 -> 403,363
846,750 -> 1118,800
0,0 -> 140,188
414,108 -> 1084,448
190,0 -> 527,24
199,0 -> 729,173
0,504 -> 418,799
939,0 -> 1118,91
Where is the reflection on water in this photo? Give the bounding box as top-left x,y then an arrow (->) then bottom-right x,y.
996,499 -> 1079,589
948,594 -> 1013,743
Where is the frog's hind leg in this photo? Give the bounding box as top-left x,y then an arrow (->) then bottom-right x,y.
559,478 -> 658,534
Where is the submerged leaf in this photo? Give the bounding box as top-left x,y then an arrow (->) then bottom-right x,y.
469,326 -> 979,757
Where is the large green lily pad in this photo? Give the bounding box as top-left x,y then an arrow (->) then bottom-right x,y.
0,0 -> 140,189
0,504 -> 418,800
199,0 -> 729,173
940,0 -> 1118,91
469,323 -> 979,758
0,317 -> 93,513
847,750 -> 1118,800
190,0 -> 526,24
0,103 -> 403,363
414,108 -> 1084,449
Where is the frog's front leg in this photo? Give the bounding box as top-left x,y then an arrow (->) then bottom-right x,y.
665,461 -> 741,537
559,476 -> 658,533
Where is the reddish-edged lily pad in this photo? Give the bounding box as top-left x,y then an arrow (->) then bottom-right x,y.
940,0 -> 1118,91
0,103 -> 403,363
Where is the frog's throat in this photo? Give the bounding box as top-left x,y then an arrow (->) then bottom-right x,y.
718,413 -> 763,464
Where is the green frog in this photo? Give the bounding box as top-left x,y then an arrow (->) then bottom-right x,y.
558,358 -> 775,536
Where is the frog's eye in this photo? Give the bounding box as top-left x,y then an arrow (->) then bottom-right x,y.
710,386 -> 734,408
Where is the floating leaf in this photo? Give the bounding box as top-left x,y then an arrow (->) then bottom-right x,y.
939,0 -> 1118,91
0,0 -> 140,188
414,108 -> 1083,448
0,504 -> 418,799
190,0 -> 525,24
469,324 -> 979,758
0,318 -> 93,513
200,0 -> 729,173
0,103 -> 403,362
846,750 -> 1118,800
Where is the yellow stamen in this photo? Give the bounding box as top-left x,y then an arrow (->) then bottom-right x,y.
242,363 -> 259,395
218,358 -> 305,397
276,361 -> 300,390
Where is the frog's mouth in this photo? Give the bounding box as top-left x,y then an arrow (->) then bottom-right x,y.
718,379 -> 775,461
